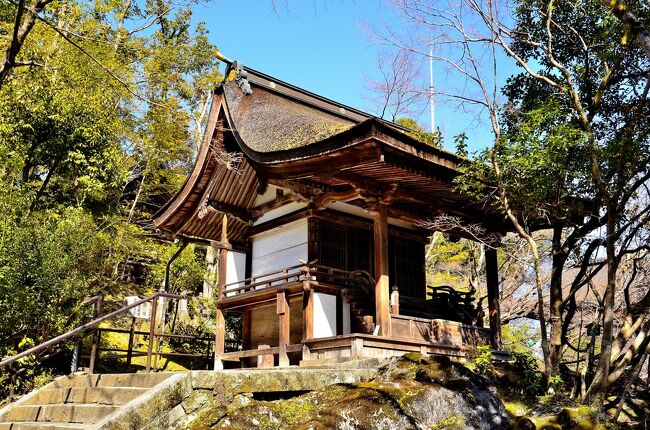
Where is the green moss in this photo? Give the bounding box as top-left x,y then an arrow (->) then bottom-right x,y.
188,405 -> 228,429
430,414 -> 465,430
187,355 -> 512,429
504,400 -> 529,417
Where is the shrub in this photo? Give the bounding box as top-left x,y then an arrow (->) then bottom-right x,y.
510,350 -> 543,396
473,345 -> 494,375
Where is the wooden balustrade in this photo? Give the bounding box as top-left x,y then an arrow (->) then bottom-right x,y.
219,263 -> 374,299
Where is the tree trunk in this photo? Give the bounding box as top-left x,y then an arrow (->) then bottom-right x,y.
603,0 -> 650,61
531,241 -> 552,388
549,224 -> 567,374
0,0 -> 54,89
585,203 -> 619,401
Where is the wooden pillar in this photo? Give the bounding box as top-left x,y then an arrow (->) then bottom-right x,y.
241,310 -> 251,367
373,204 -> 391,336
302,282 -> 313,362
302,282 -> 313,341
485,247 -> 502,349
242,310 -> 251,350
217,216 -> 230,293
214,215 -> 230,370
277,291 -> 290,367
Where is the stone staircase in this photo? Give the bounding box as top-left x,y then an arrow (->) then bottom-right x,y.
0,373 -> 174,430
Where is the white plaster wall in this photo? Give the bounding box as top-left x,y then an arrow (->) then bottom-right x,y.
253,202 -> 308,225
313,292 -> 337,338
254,185 -> 278,207
225,251 -> 246,297
251,218 -> 308,280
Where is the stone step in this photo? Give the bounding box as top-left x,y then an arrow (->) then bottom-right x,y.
24,387 -> 148,406
50,372 -> 173,389
4,404 -> 119,423
0,421 -> 90,430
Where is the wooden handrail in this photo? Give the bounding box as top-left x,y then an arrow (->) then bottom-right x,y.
220,264 -> 375,299
223,263 -> 307,289
0,292 -> 185,369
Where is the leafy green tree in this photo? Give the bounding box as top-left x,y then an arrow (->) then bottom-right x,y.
395,117 -> 442,148
0,0 -> 217,396
382,0 -> 649,398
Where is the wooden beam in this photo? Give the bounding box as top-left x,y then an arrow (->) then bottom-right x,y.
333,171 -> 431,206
260,140 -> 381,178
220,344 -> 302,360
208,200 -> 253,224
268,179 -> 328,201
373,204 -> 391,336
485,248 -> 502,349
313,188 -> 360,209
277,291 -> 290,367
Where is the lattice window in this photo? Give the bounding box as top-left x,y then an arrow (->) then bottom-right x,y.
391,239 -> 424,299
348,228 -> 372,274
319,222 -> 347,270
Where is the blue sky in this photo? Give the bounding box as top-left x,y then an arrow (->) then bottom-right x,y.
196,0 -> 495,153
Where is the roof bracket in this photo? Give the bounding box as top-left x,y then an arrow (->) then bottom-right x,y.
228,60 -> 253,96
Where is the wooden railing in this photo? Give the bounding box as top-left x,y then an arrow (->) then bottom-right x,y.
221,263 -> 374,298
0,292 -> 199,374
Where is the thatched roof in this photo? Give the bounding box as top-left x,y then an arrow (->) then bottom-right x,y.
153,65 -> 508,243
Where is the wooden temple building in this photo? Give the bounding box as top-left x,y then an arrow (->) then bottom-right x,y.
153,65 -> 509,368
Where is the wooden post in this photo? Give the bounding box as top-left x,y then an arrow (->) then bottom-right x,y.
146,297 -> 158,372
373,204 -> 391,336
217,216 -> 231,295
88,297 -> 102,374
153,296 -> 166,371
302,282 -> 313,341
277,291 -> 290,367
242,310 -> 251,367
214,215 -> 230,370
126,316 -> 136,371
485,247 -> 502,349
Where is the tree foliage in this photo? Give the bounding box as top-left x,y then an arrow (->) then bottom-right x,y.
0,0 -> 218,397
382,0 -> 650,406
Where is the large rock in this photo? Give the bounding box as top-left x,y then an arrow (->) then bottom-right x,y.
190,353 -> 512,430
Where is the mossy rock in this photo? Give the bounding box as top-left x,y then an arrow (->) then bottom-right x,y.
527,407 -> 605,430
189,354 -> 512,429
